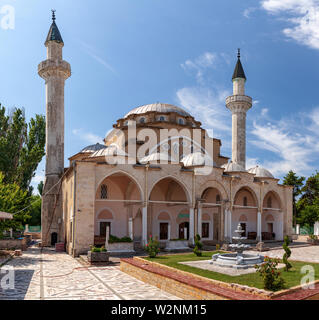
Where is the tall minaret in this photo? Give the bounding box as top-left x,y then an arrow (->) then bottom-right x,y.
226,49 -> 252,169
38,10 -> 71,246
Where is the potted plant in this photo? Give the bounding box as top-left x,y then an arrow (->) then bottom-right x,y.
88,246 -> 109,263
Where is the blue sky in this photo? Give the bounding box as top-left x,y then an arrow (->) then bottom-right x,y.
0,0 -> 318,191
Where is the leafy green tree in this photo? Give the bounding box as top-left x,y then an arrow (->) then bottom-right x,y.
283,171 -> 305,226
27,195 -> 41,226
0,105 -> 45,193
297,197 -> 319,226
297,172 -> 319,213
0,173 -> 31,234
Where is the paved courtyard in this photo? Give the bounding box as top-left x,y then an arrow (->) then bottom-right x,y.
0,246 -> 179,300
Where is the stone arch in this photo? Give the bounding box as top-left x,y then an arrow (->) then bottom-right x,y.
239,214 -> 248,222
157,211 -> 172,221
148,175 -> 191,203
233,186 -> 259,208
266,214 -> 274,221
198,180 -> 228,202
201,187 -> 223,203
263,190 -> 282,210
202,213 -> 211,221
96,170 -> 143,201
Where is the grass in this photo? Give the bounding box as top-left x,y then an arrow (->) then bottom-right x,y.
144,251 -> 319,291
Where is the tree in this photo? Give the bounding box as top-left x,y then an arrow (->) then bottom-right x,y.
283,171 -> 305,226
37,181 -> 44,196
27,195 -> 41,226
282,235 -> 292,271
297,198 -> 319,226
0,173 -> 31,234
0,105 -> 45,193
297,172 -> 319,213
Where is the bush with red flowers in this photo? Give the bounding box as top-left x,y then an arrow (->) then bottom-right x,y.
255,256 -> 285,291
145,235 -> 160,258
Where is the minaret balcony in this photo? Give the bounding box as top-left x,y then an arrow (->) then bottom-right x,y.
38,59 -> 71,80
226,95 -> 252,113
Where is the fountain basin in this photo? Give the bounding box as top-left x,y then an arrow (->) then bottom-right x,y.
211,253 -> 264,269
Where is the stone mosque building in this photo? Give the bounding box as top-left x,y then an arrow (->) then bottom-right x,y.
39,13 -> 293,256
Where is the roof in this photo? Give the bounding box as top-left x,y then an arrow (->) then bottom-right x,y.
232,50 -> 246,80
140,152 -> 176,164
90,144 -> 128,157
0,212 -> 13,220
80,143 -> 106,153
248,165 -> 274,178
181,152 -> 216,167
222,161 -> 246,172
45,15 -> 63,45
124,103 -> 191,118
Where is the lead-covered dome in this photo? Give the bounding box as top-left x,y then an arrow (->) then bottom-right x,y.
222,161 -> 246,172
181,152 -> 215,167
124,103 -> 191,118
248,165 -> 274,178
80,143 -> 106,153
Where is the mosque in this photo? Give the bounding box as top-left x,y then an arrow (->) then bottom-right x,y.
39,13 -> 293,256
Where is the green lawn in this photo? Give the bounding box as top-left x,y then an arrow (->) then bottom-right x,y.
144,251 -> 319,291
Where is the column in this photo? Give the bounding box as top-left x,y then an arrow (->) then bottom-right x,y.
168,224 -> 171,241
257,211 -> 261,242
228,211 -> 232,243
189,208 -> 195,245
197,206 -> 202,238
142,206 -> 147,245
128,218 -> 133,240
224,209 -> 228,239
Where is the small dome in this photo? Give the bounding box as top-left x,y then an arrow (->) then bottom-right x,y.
248,165 -> 274,178
81,143 -> 106,153
139,152 -> 176,164
181,152 -> 215,167
222,161 -> 246,172
124,103 -> 191,118
90,144 -> 127,157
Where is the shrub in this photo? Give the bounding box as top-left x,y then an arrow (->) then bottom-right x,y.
145,235 -> 160,258
90,245 -> 107,252
109,235 -> 133,243
255,257 -> 285,291
282,235 -> 292,271
216,244 -> 220,251
193,234 -> 203,257
309,234 -> 318,240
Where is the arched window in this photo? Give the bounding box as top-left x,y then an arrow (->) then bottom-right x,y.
216,194 -> 221,204
159,116 -> 166,121
243,196 -> 248,206
267,197 -> 272,208
178,118 -> 185,125
139,117 -> 145,124
100,184 -> 108,199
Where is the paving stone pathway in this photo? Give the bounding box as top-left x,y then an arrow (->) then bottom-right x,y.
0,246 -> 179,300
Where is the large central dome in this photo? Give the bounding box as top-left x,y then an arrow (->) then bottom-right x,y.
124,103 -> 191,118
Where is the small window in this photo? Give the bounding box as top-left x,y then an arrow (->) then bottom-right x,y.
178,118 -> 185,125
243,196 -> 248,206
139,117 -> 145,124
216,194 -> 221,204
202,223 -> 209,238
100,184 -> 108,199
267,197 -> 272,208
124,120 -> 128,126
159,116 -> 166,121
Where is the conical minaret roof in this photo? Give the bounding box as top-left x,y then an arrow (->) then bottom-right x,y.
45,10 -> 63,46
232,49 -> 246,80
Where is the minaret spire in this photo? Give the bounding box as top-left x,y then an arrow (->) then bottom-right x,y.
38,12 -> 71,247
226,49 -> 252,169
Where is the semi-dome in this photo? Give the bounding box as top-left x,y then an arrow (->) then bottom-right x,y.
248,165 -> 274,178
222,161 -> 246,172
181,152 -> 215,167
80,143 -> 106,153
139,152 -> 176,164
124,103 -> 191,118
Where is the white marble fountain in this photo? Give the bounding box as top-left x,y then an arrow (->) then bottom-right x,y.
211,223 -> 264,269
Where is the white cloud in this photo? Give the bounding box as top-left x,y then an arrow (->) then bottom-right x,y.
261,0 -> 319,49
72,129 -> 104,145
